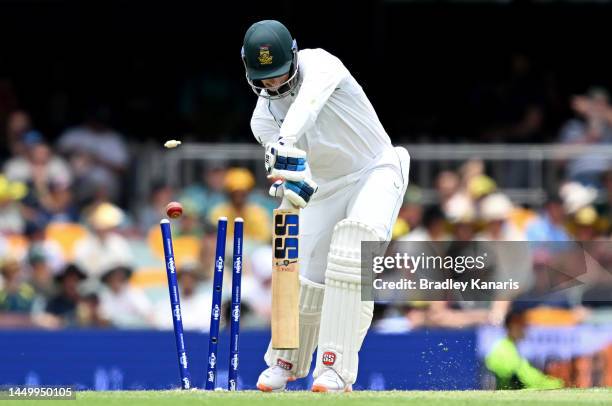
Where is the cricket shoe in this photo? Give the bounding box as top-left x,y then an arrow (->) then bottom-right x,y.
256,365 -> 296,392
311,368 -> 352,393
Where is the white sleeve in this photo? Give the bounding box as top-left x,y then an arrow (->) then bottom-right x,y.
279,50 -> 348,143
129,288 -> 153,319
98,291 -> 114,320
250,99 -> 280,147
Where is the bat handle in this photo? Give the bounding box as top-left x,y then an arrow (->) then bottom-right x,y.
278,195 -> 297,210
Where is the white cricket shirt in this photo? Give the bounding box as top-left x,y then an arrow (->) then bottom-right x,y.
250,48 -> 393,199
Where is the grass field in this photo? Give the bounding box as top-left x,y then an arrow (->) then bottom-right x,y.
4,389 -> 612,406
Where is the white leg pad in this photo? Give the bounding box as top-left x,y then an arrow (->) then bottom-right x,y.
264,276 -> 325,378
313,219 -> 380,385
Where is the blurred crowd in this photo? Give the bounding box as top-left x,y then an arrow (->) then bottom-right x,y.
1,86 -> 612,334
378,159 -> 612,333
0,116 -> 278,329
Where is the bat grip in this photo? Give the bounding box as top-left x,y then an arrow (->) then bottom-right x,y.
278,195 -> 297,210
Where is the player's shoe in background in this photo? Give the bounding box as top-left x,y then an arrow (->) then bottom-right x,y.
256,365 -> 296,392
311,368 -> 352,392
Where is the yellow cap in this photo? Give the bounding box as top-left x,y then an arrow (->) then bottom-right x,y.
0,175 -> 28,201
574,205 -> 597,226
89,202 -> 125,230
392,218 -> 410,239
468,175 -> 496,199
224,168 -> 255,192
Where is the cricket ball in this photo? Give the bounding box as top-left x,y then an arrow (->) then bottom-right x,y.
166,202 -> 183,219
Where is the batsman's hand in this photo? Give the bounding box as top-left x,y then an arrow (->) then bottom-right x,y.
265,140 -> 308,182
269,178 -> 318,209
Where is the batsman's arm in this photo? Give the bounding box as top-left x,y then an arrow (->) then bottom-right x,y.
278,51 -> 348,145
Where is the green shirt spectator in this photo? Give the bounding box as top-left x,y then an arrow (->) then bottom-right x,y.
486,337 -> 564,389
0,258 -> 36,313
486,304 -> 564,390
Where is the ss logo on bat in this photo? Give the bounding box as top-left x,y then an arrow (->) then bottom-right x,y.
274,213 -> 299,260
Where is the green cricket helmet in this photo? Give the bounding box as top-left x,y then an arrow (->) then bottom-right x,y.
241,20 -> 299,99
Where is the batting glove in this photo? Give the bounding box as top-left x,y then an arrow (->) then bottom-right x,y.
269,178 -> 318,209
265,141 -> 308,182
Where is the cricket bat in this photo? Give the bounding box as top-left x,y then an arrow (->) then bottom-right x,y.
271,196 -> 300,349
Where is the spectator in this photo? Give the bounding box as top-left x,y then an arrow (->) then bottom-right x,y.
476,194 -> 528,326
526,193 -> 570,242
154,263 -> 211,331
209,168 -> 271,243
199,220 -> 219,280
240,245 -> 273,326
26,245 -> 55,299
23,220 -> 65,275
249,176 -> 281,216
459,160 -> 486,193
57,106 -> 128,204
73,203 -> 133,280
400,205 -> 450,241
138,181 -> 175,234
76,292 -> 106,327
0,175 -> 28,233
393,185 -> 423,239
468,173 -> 536,232
485,304 -> 564,389
43,180 -> 79,223
570,206 -> 602,241
435,171 -> 460,209
179,164 -> 227,219
174,201 -> 204,238
3,130 -> 72,188
477,193 -> 524,241
98,265 -> 154,328
467,174 -> 496,203
444,193 -> 476,241
559,87 -> 612,188
4,132 -> 73,224
45,264 -> 87,325
0,258 -> 35,313
559,181 -> 598,215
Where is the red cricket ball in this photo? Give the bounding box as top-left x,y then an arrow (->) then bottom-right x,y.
166,202 -> 183,219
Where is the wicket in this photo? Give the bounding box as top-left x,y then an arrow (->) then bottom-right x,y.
205,217 -> 244,391
160,219 -> 192,390
162,216 -> 243,391
205,217 -> 227,390
228,218 -> 243,391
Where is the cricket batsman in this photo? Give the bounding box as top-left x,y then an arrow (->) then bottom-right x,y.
241,20 -> 410,392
